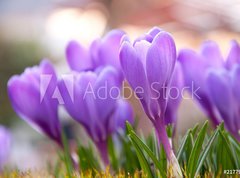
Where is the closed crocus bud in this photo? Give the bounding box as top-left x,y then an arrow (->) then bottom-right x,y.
66,30 -> 125,80
120,27 -> 182,177
178,40 -> 240,133
165,62 -> 184,127
207,66 -> 240,141
8,60 -> 62,145
58,66 -> 133,166
0,126 -> 11,172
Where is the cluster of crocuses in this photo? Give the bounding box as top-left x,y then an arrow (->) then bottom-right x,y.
7,27 -> 240,175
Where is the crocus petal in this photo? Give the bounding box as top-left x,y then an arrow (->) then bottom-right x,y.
178,49 -> 207,90
226,40 -> 240,69
120,41 -> 150,100
66,40 -> 92,71
207,70 -> 234,130
134,34 -> 153,44
120,41 -> 152,118
94,66 -> 119,123
148,26 -> 162,38
200,41 -> 224,67
134,40 -> 151,70
231,65 -> 240,102
97,30 -> 125,70
108,98 -> 133,132
146,32 -> 176,89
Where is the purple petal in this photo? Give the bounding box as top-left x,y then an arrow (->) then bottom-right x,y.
66,40 -> 92,71
134,40 -> 151,70
178,49 -> 222,126
207,70 -> 234,130
120,41 -> 150,100
226,40 -> 240,69
178,49 -> 207,90
200,41 -> 224,67
120,41 -> 152,119
134,34 -> 153,44
94,66 -> 119,123
146,31 -> 176,89
97,30 -> 125,70
147,26 -> 162,38
108,99 -> 133,132
231,65 -> 240,102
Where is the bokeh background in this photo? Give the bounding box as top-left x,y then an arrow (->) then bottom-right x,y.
0,0 -> 240,170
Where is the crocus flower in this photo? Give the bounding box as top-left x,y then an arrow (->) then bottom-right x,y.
58,66 -> 133,166
8,60 -> 62,145
207,66 -> 240,141
119,27 -> 182,176
66,30 -> 124,81
0,126 -> 11,172
178,40 -> 240,139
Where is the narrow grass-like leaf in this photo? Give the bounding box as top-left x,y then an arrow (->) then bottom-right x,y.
130,138 -> 153,178
194,123 -> 221,177
126,122 -> 159,177
61,131 -> 73,177
191,124 -> 199,137
187,121 -> 208,177
219,130 -> 238,168
177,130 -> 191,160
107,136 -> 118,171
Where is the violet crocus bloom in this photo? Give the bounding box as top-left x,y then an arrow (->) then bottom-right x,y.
58,66 -> 133,166
207,66 -> 240,141
178,40 -> 240,140
66,30 -> 124,79
0,126 -> 11,171
8,60 -> 62,145
119,27 -> 182,176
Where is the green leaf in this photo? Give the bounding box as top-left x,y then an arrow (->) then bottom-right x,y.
61,131 -> 73,176
191,124 -> 199,137
107,136 -> 118,171
126,122 -> 153,178
219,130 -> 238,168
77,143 -> 100,171
194,123 -> 221,177
187,121 -> 208,177
177,130 -> 191,161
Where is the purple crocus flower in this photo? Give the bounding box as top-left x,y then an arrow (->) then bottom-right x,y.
207,66 -> 240,141
66,30 -> 124,79
58,66 -> 133,166
0,126 -> 11,172
178,40 -> 240,140
8,60 -> 62,145
119,27 -> 182,176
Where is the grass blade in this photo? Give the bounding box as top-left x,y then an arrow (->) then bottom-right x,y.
187,121 -> 208,177
194,123 -> 222,177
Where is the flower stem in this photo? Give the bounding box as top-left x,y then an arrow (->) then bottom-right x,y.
154,119 -> 172,159
154,118 -> 183,177
96,140 -> 110,167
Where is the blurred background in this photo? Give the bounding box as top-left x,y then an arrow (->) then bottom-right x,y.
0,0 -> 240,170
